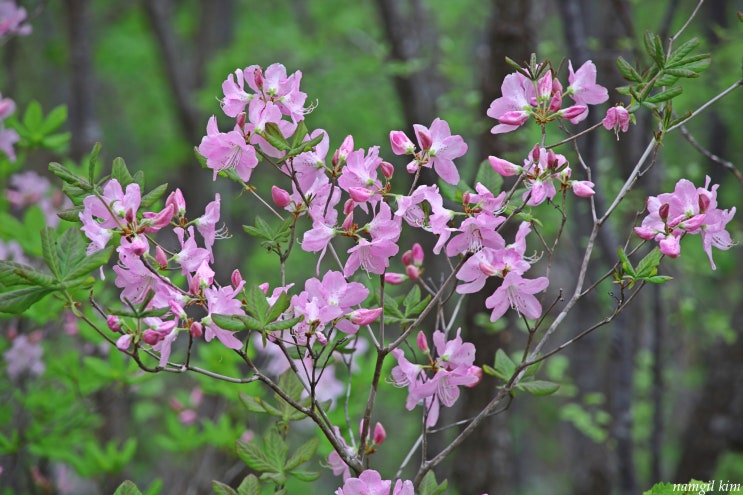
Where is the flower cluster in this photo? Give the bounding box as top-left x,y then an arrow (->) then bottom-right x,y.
0,91 -> 18,161
391,329 -> 482,427
335,469 -> 413,495
489,144 -> 594,206
487,60 -> 608,134
6,171 -> 70,227
634,176 -> 735,269
0,1 -> 31,39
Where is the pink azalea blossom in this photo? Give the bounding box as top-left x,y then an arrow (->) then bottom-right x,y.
197,116 -> 258,181
0,1 -> 32,38
485,271 -> 549,321
566,60 -> 609,107
335,469 -> 391,495
603,105 -> 630,139
487,72 -> 533,134
411,118 -> 468,185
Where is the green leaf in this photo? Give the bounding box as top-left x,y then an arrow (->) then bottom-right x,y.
635,248 -> 662,278
112,157 -> 137,188
261,122 -> 291,152
617,247 -> 636,278
644,275 -> 673,284
56,206 -> 84,223
407,294 -> 431,318
0,260 -> 55,288
482,364 -> 498,376
285,437 -> 319,470
64,245 -> 113,282
23,100 -> 44,130
211,481 -> 238,495
264,315 -> 304,332
236,474 -> 261,495
493,349 -> 516,381
88,142 -> 102,185
290,121 -> 309,149
665,37 -> 700,67
616,57 -> 643,83
646,86 -> 683,104
0,284 -> 54,314
515,380 -> 560,396
383,296 -> 405,320
140,183 -> 169,209
40,105 -> 68,135
264,427 -> 289,470
474,158 -> 504,194
113,481 -> 143,495
49,161 -> 92,190
236,439 -> 279,473
211,314 -> 253,332
289,469 -> 320,482
644,31 -> 665,67
402,284 -> 421,312
266,291 -> 291,323
418,471 -> 448,495
245,285 -> 270,322
239,393 -> 283,417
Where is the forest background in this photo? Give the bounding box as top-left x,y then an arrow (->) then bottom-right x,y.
1,0 -> 743,494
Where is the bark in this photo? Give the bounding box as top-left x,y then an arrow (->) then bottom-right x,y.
373,0 -> 444,131
65,0 -> 100,161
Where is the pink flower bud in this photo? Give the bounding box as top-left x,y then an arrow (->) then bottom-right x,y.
405,264 -> 420,280
271,186 -> 291,208
406,160 -> 419,174
315,331 -> 328,345
560,104 -> 587,122
350,307 -> 383,326
659,235 -> 680,258
107,315 -> 122,333
343,198 -> 355,215
373,422 -> 387,445
390,130 -> 416,155
464,365 -> 483,387
166,189 -> 187,216
189,321 -> 203,338
253,67 -> 264,89
233,269 -> 244,289
478,260 -> 498,277
659,203 -> 670,221
414,127 -> 433,151
462,191 -> 472,205
412,243 -> 424,265
341,212 -> 354,232
116,334 -> 132,351
339,134 -> 354,159
531,144 -> 541,162
384,272 -> 406,285
497,110 -> 530,126
633,226 -> 656,240
348,186 -> 374,203
549,90 -> 563,113
488,156 -> 521,177
169,300 -> 187,320
179,409 -> 198,425
401,249 -> 413,266
380,161 -> 394,179
190,387 -> 204,406
537,71 -> 552,99
416,331 -> 429,353
143,329 -> 162,345
331,148 -> 341,168
155,246 -> 168,269
698,193 -> 711,213
143,204 -> 175,232
236,112 -> 246,129
572,180 -> 595,198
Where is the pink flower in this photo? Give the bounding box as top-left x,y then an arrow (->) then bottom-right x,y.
487,72 -> 533,134
603,106 -> 630,139
221,69 -> 251,118
335,469 -> 391,495
271,185 -> 291,207
485,271 -> 549,321
0,1 -> 32,38
411,118 -> 468,185
488,155 -> 522,177
567,60 -> 609,107
197,116 -> 258,181
389,130 -> 416,155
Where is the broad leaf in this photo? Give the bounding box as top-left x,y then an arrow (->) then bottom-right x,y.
515,380 -> 560,396
113,481 -> 143,495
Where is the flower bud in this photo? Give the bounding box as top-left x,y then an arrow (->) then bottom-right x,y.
380,161 -> 394,179
343,198 -> 355,215
406,160 -> 419,174
659,235 -> 681,258
571,180 -> 595,198
166,189 -> 187,217
253,67 -> 264,90
315,331 -> 328,346
107,315 -> 122,333
659,203 -> 670,221
232,269 -> 244,289
537,71 -> 552,99
414,127 -> 433,151
339,134 -> 354,159
560,104 -> 587,122
189,321 -> 203,338
143,329 -> 162,346
390,130 -> 416,155
405,264 -> 420,280
129,235 -> 148,256
116,334 -> 132,351
497,110 -> 530,126
411,243 -> 424,265
348,186 -> 374,203
236,112 -> 246,129
271,186 -> 291,208
401,249 -> 413,266
416,331 -> 429,353
155,245 -> 168,269
349,307 -> 383,326
698,193 -> 711,213
384,272 -> 406,285
373,422 -> 387,445
488,156 -> 521,177
531,144 -> 541,163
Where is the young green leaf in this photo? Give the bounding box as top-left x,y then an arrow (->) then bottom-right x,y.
211,481 -> 238,495
617,247 -> 636,278
236,475 -> 261,495
113,480 -> 143,495
285,437 -> 319,470
515,380 -> 560,396
616,57 -> 643,83
493,349 -> 517,381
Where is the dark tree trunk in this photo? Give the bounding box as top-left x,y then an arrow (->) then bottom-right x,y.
65,0 -> 100,161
